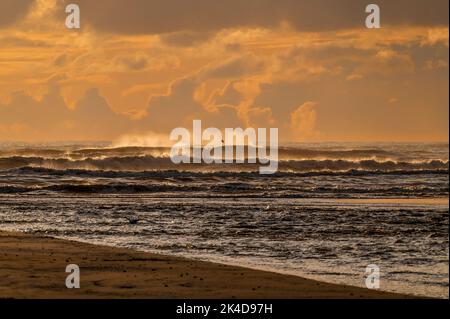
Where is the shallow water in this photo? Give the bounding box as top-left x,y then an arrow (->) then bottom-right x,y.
0,194 -> 448,297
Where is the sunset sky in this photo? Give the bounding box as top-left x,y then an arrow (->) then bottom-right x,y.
0,0 -> 448,142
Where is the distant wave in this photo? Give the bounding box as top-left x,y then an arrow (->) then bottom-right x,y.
0,183 -> 203,194
0,155 -> 448,172
5,166 -> 449,178
1,181 -> 447,196
1,160 -> 447,195
1,145 -> 447,162
280,159 -> 448,172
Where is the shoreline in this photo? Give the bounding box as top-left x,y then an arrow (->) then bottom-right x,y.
0,231 -> 418,299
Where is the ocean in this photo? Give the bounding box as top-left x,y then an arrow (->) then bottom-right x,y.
0,142 -> 448,297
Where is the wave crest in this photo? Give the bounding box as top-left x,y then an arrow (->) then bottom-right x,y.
0,155 -> 448,173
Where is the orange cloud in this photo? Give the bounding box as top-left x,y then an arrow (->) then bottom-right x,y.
0,2 -> 448,142
290,102 -> 320,141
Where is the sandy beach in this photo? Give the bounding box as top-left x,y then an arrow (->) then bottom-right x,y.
0,231 -> 416,299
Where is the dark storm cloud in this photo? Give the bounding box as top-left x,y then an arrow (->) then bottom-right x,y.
65,0 -> 449,34
0,0 -> 33,28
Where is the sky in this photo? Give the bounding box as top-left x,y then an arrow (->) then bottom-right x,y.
0,0 -> 448,143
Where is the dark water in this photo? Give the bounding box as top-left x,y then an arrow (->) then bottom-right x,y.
0,142 -> 448,297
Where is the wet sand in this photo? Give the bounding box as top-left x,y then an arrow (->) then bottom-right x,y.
0,231 -> 416,299
335,197 -> 449,205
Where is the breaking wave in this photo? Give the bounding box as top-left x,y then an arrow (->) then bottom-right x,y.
4,165 -> 449,178
1,144 -> 447,195
0,155 -> 448,172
